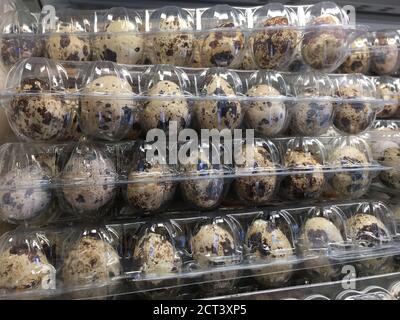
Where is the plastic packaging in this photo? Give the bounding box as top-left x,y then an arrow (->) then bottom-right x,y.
0,200 -> 398,299
0,134 -> 388,224
0,58 -> 390,142
0,2 -> 360,72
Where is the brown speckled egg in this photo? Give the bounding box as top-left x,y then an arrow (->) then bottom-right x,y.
46,24 -> 91,61
329,146 -> 370,199
80,74 -> 136,141
127,163 -> 176,213
152,17 -> 193,66
338,37 -> 371,74
200,23 -> 245,68
142,80 -> 189,133
333,85 -> 375,134
379,147 -> 400,189
246,218 -> 294,287
245,84 -> 287,137
281,150 -> 325,199
371,32 -> 399,75
94,20 -> 144,64
195,75 -> 242,130
235,144 -> 277,205
376,82 -> 399,118
252,16 -> 298,70
60,147 -> 117,216
9,78 -> 72,141
301,15 -> 345,71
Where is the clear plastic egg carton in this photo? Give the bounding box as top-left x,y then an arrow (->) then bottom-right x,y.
0,2 -> 363,73
0,135 -> 389,224
0,57 -> 390,143
0,199 -> 399,300
337,29 -> 400,76
207,271 -> 400,300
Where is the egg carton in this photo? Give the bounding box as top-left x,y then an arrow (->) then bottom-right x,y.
0,58 -> 394,143
0,135 -> 392,225
0,199 -> 399,300
0,2 -> 363,73
337,29 -> 400,77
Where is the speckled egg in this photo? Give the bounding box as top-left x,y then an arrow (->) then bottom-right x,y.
299,217 -> 344,280
329,146 -> 370,199
246,218 -> 294,287
80,75 -> 136,141
379,147 -> 400,189
338,37 -> 371,74
94,20 -> 144,64
142,80 -> 189,133
60,147 -> 117,216
281,150 -> 325,199
0,12 -> 44,69
8,78 -> 72,141
62,236 -> 122,298
200,23 -> 245,68
0,244 -> 55,292
333,85 -> 375,134
301,15 -> 345,71
235,144 -> 277,204
191,223 -> 240,294
291,89 -> 333,136
180,154 -> 225,210
46,24 -> 91,61
0,165 -> 51,223
371,33 -> 399,75
252,16 -> 298,70
376,82 -> 399,118
133,231 -> 182,297
126,163 -> 176,213
245,84 -> 287,137
152,17 -> 193,66
195,75 -> 242,130
347,213 -> 393,274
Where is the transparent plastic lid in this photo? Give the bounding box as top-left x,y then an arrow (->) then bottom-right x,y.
0,9 -> 38,34
246,70 -> 288,97
149,6 -> 194,32
80,60 -> 134,96
98,7 -> 143,33
197,67 -> 243,96
190,215 -> 243,267
329,136 -> 373,165
0,231 -> 56,291
283,137 -> 326,166
5,57 -> 68,94
292,72 -> 334,97
332,73 -> 377,100
140,64 -> 190,96
304,1 -> 349,26
200,5 -> 246,30
253,3 -> 296,28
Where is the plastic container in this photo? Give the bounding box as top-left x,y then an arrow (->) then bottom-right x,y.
289,73 -> 334,136
331,73 -> 380,135
2,58 -> 79,142
370,30 -> 400,76
0,200 -> 396,299
0,9 -> 44,69
92,7 -> 144,65
0,2 -> 360,72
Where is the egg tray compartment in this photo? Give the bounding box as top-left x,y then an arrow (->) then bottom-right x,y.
0,199 -> 400,300
207,272 -> 400,300
0,1 -> 361,73
337,29 -> 400,77
0,134 -> 390,224
0,58 -> 392,143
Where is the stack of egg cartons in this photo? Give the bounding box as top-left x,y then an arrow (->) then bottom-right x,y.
0,1 -> 398,300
